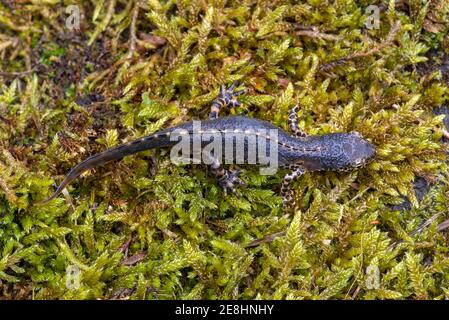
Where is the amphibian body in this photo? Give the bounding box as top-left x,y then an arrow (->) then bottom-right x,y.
40,83 -> 376,207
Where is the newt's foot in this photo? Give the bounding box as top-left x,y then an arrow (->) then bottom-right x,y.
219,81 -> 246,109
282,191 -> 299,212
218,168 -> 246,196
209,82 -> 246,119
282,191 -> 294,208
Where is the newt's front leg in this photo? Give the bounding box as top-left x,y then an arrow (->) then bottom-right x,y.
281,167 -> 304,208
288,105 -> 308,138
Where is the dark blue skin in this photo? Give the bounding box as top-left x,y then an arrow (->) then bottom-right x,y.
39,84 -> 376,207
39,115 -> 376,204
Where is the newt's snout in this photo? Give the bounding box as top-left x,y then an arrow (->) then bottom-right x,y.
348,132 -> 376,167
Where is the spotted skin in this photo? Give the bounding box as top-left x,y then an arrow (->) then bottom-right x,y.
280,167 -> 304,208
207,155 -> 244,195
209,82 -> 245,119
208,82 -> 247,193
39,83 -> 376,208
217,168 -> 246,196
288,105 -> 307,138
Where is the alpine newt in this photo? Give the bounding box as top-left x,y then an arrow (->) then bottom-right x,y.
40,83 -> 376,207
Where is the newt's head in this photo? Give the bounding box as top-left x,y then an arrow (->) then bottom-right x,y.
292,131 -> 376,172
322,131 -> 376,171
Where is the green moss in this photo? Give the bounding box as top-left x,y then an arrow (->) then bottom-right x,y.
0,0 -> 449,299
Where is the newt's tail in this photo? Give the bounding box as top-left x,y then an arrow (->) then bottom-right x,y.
36,129 -> 176,205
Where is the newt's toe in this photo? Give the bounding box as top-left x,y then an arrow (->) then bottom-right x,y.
218,169 -> 246,195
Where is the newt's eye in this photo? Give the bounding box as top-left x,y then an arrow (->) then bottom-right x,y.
354,158 -> 363,166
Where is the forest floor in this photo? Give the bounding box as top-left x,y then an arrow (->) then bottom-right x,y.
1,0 -> 449,299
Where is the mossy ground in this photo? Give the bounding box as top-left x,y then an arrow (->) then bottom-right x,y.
1,0 -> 449,300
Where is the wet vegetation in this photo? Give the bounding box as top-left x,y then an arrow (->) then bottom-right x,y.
0,0 -> 449,299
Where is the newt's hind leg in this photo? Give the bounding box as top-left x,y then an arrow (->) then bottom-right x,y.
281,166 -> 304,208
209,157 -> 246,196
288,105 -> 308,138
209,82 -> 245,119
